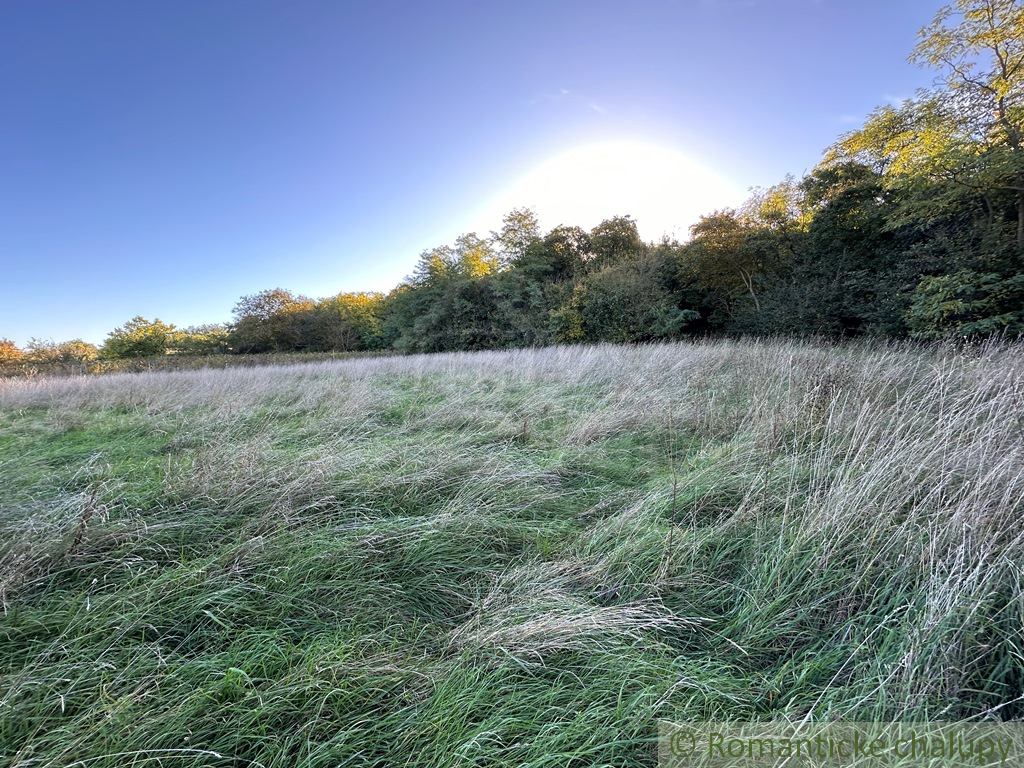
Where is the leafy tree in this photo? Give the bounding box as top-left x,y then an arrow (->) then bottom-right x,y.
0,339 -> 22,364
681,210 -> 776,320
390,275 -> 504,353
837,1 -> 1024,252
512,225 -> 590,282
489,270 -> 556,347
491,207 -> 541,269
682,180 -> 821,333
22,337 -> 99,365
913,0 -> 1024,248
589,215 -> 644,270
411,244 -> 456,285
100,317 -> 175,358
411,234 -> 500,284
756,162 -> 912,336
453,233 -> 500,278
549,284 -> 587,343
908,269 -> 1024,337
576,254 -> 699,342
49,339 -> 99,363
171,325 -> 231,355
834,86 -> 1015,264
821,1 -> 1024,339
311,292 -> 385,351
231,289 -> 315,352
24,338 -> 62,363
491,225 -> 591,347
387,231 -> 508,352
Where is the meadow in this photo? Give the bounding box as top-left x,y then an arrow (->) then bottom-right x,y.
1,339 -> 1022,767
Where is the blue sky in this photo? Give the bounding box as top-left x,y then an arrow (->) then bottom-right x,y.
2,0 -> 943,347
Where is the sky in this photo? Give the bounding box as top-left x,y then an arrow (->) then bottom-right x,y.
1,0 -> 946,347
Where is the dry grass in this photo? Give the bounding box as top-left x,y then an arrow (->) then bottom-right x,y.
1,338 -> 1022,766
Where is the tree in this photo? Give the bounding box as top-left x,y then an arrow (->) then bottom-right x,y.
511,225 -> 590,282
232,288 -> 309,322
58,340 -> 100,362
823,1 -> 1024,339
681,184 -> 816,332
491,207 -> 541,269
682,210 -> 772,318
411,244 -> 456,285
230,289 -> 315,352
771,162 -> 911,336
171,325 -> 231,355
311,292 -> 385,351
100,317 -> 175,358
913,0 -> 1024,247
838,1 -> 1024,250
490,269 -> 557,347
22,338 -> 99,364
387,230 -> 508,352
589,215 -> 644,270
384,274 -> 504,353
488,224 -> 592,348
908,269 -> 1024,337
410,233 -> 499,285
453,233 -> 499,278
575,254 -> 699,342
0,339 -> 22,364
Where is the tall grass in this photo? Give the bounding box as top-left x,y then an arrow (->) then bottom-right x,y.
0,349 -> 386,380
1,338 -> 1022,766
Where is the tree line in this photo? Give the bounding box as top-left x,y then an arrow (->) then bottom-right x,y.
4,0 -> 1024,363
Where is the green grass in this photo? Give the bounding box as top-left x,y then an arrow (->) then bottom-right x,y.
1,339 -> 1023,766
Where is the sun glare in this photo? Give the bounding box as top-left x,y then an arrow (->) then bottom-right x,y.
476,141 -> 744,241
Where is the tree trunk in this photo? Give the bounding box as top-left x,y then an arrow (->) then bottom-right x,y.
1018,189 -> 1024,250
740,271 -> 761,312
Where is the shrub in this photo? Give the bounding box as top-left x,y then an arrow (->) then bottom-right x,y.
100,317 -> 175,358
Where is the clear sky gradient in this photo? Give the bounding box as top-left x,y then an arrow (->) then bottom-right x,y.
2,0 -> 944,346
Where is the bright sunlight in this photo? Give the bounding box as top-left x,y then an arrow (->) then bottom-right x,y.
476,140 -> 744,241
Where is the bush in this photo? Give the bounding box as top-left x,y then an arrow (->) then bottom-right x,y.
907,270 -> 1024,339
100,317 -> 175,358
24,338 -> 99,364
0,338 -> 22,363
171,325 -> 232,355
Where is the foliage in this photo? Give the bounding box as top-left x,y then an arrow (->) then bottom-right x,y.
0,339 -> 22,363
835,0 -> 1024,250
908,269 -> 1024,337
100,317 -> 175,358
548,284 -> 587,342
231,289 -> 315,353
489,270 -> 560,347
681,204 -> 796,323
388,226 -> 517,352
535,225 -> 591,281
17,338 -> 100,364
18,4 -> 1024,353
490,225 -> 591,347
391,273 -> 505,353
311,292 -> 386,351
749,163 -> 912,336
170,324 -> 232,355
491,206 -> 541,268
589,214 -> 643,270
577,253 -> 699,342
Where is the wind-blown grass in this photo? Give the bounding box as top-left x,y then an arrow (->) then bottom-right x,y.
1,339 -> 1022,766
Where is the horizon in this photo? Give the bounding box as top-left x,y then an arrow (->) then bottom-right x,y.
2,0 -> 942,347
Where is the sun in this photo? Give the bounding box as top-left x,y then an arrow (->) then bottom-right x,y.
476,140 -> 744,241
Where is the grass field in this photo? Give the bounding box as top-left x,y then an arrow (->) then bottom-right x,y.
2,339 -> 1022,767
